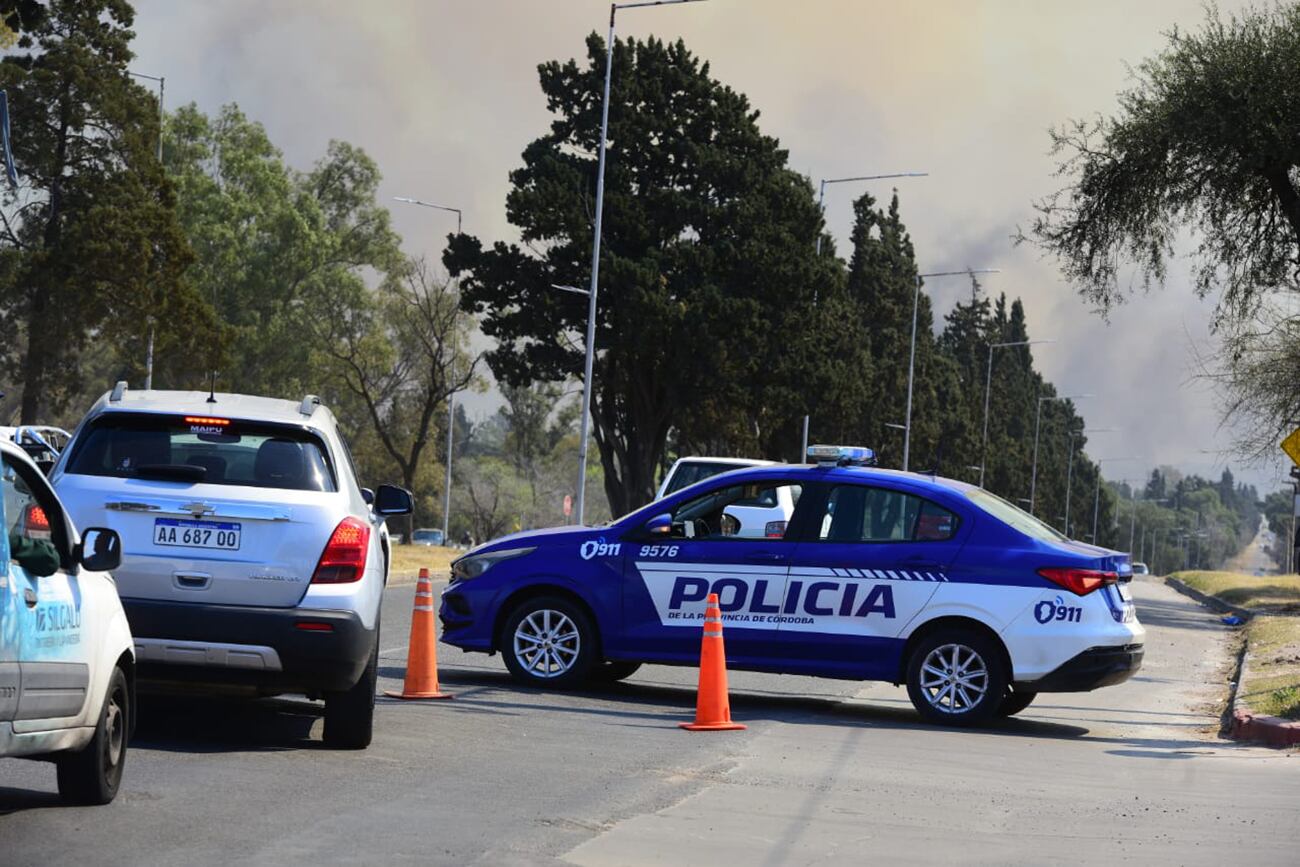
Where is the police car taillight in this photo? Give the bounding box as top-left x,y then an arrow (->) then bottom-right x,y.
764,520 -> 787,538
1038,567 -> 1118,596
311,517 -> 370,584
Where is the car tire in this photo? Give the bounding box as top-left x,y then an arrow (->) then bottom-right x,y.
57,665 -> 129,806
905,628 -> 1008,727
501,595 -> 597,689
324,630 -> 378,750
997,689 -> 1037,718
589,660 -> 642,684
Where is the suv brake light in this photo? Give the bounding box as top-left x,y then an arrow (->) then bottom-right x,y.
24,503 -> 49,532
1038,567 -> 1118,596
311,517 -> 370,584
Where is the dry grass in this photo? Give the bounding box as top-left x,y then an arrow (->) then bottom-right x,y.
1238,616 -> 1300,721
388,544 -> 459,578
1173,570 -> 1300,614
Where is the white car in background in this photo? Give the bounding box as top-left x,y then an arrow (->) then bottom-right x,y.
656,456 -> 797,538
1,440 -> 132,804
49,385 -> 413,749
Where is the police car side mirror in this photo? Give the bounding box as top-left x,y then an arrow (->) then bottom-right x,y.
78,528 -> 122,573
646,513 -> 673,536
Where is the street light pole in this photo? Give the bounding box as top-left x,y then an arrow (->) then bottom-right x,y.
1030,392 -> 1092,515
1092,458 -> 1139,543
801,171 -> 927,457
981,338 -> 1054,488
130,70 -> 165,390
394,194 -> 466,542
1064,426 -> 1115,536
905,269 -> 999,471
577,0 -> 707,525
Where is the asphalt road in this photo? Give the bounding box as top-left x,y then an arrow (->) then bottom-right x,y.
1,579 -> 1297,865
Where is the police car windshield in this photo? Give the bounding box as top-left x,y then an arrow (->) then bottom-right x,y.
962,487 -> 1068,543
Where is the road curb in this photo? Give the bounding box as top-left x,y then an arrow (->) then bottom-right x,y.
1163,576 -> 1258,620
1230,653 -> 1300,747
1164,577 -> 1300,747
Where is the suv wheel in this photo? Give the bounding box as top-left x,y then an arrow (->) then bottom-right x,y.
324,630 -> 378,749
501,595 -> 597,689
57,665 -> 129,805
905,629 -> 1008,726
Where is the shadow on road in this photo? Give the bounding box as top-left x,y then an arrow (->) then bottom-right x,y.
131,694 -> 324,754
0,786 -> 61,816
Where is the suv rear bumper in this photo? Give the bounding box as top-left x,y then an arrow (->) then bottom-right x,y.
1019,643 -> 1145,693
122,598 -> 374,695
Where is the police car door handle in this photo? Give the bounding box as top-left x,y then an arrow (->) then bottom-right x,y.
899,556 -> 942,571
745,551 -> 788,563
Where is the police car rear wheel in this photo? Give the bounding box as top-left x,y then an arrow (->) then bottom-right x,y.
905,630 -> 1007,726
57,665 -> 129,805
502,596 -> 596,689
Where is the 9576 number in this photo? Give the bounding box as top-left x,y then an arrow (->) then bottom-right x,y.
638,544 -> 679,558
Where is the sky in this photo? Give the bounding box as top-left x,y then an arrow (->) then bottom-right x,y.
129,0 -> 1290,494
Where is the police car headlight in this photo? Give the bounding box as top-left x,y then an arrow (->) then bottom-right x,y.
450,547 -> 534,583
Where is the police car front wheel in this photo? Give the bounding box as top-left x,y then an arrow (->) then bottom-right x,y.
501,596 -> 598,688
905,630 -> 1008,726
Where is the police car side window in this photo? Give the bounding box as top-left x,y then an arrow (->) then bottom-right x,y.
669,482 -> 796,541
818,485 -> 957,543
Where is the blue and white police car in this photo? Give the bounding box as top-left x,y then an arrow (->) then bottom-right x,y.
441,446 -> 1144,725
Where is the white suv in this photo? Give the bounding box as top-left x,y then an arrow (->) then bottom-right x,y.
1,440 -> 133,804
49,385 -> 412,749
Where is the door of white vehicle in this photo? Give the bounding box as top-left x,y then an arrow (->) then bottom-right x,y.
4,453 -> 90,728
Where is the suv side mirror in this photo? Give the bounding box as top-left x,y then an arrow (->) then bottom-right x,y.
645,513 -> 673,536
360,487 -> 375,505
78,527 -> 122,573
374,484 -> 414,516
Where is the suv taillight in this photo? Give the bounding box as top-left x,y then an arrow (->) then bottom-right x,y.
311,517 -> 371,584
1038,567 -> 1118,596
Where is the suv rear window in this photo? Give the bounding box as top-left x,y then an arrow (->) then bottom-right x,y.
66,414 -> 337,492
663,461 -> 753,496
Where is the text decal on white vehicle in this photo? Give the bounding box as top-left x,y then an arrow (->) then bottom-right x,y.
154,518 -> 242,551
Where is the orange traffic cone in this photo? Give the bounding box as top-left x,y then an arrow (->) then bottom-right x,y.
679,593 -> 746,731
385,568 -> 454,700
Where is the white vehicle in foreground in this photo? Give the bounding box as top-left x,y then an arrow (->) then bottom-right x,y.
49,385 -> 412,749
657,456 -> 797,538
1,440 -> 131,804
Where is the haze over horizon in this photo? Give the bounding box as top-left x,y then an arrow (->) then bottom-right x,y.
130,0 -> 1290,496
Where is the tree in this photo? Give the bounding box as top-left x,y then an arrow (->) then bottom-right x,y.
445,35 -> 841,515
0,0 -> 214,421
165,103 -> 404,398
312,256 -> 480,538
1023,5 -> 1300,459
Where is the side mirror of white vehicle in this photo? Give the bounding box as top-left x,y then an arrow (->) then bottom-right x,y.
645,513 -> 673,536
360,487 -> 375,506
79,527 -> 122,573
374,484 -> 414,516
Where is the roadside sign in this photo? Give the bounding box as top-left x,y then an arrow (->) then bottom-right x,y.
1283,427 -> 1300,467
563,494 -> 573,518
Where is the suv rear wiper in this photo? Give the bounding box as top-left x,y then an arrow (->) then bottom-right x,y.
132,464 -> 206,482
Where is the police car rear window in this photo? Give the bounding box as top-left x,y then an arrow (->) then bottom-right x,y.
962,487 -> 1066,543
66,414 -> 336,492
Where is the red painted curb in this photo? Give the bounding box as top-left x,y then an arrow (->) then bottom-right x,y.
1231,708 -> 1300,747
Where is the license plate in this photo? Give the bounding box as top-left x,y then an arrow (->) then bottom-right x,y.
154,518 -> 241,551
1118,582 -> 1134,602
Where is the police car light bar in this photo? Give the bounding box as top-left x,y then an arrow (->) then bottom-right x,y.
807,444 -> 876,467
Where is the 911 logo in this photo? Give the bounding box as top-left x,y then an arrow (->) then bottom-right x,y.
579,538 -> 621,560
1034,595 -> 1082,624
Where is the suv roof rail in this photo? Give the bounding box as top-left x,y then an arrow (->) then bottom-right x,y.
110,381 -> 128,402
299,394 -> 321,417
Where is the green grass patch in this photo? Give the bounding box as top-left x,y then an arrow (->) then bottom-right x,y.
1172,570 -> 1300,613
1239,616 -> 1300,721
